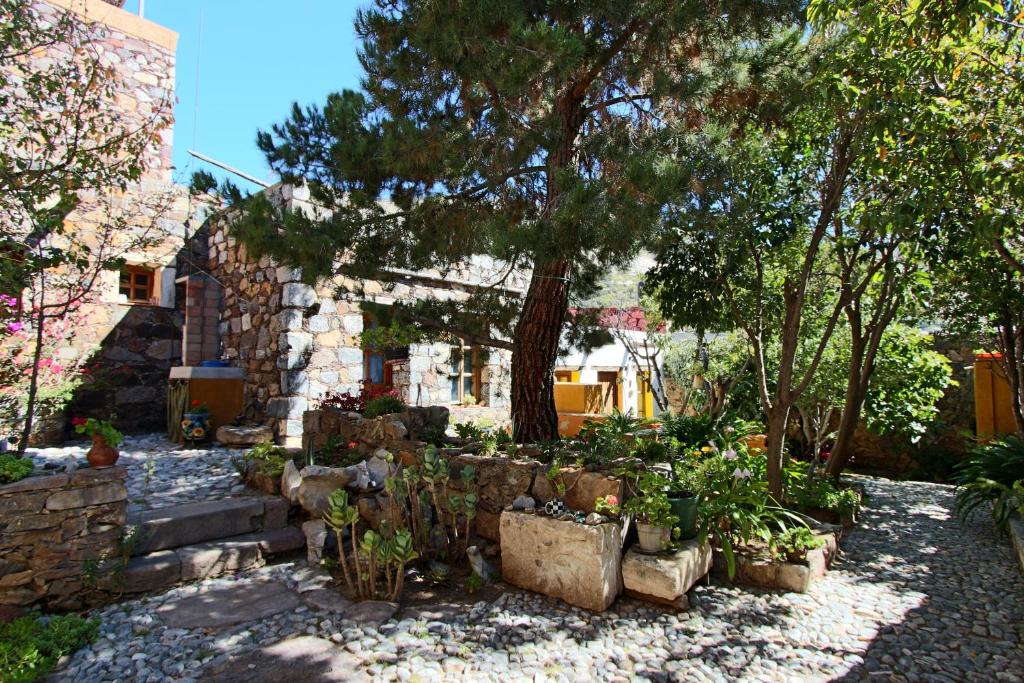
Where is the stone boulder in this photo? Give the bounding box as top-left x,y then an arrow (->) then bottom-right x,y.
215,424 -> 274,448
281,460 -> 302,504
296,467 -> 354,517
499,510 -> 622,612
532,468 -> 623,514
622,539 -> 711,608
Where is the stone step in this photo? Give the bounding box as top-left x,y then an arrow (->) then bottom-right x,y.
130,496 -> 290,555
115,526 -> 305,595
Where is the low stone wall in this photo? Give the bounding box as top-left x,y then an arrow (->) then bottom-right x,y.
0,467 -> 128,610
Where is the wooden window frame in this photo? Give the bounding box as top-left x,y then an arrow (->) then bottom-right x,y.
119,265 -> 155,304
449,341 -> 482,404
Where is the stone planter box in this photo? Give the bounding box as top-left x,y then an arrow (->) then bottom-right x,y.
711,528 -> 840,593
500,511 -> 622,612
1010,516 -> 1024,575
0,467 -> 128,610
622,539 -> 712,609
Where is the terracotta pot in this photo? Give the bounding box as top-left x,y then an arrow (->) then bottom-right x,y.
87,434 -> 119,468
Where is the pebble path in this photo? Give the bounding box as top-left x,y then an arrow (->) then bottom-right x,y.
26,434 -> 243,511
38,444 -> 1024,682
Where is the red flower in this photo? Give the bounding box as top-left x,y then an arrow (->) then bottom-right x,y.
71,417 -> 87,426
348,441 -> 358,449
191,399 -> 201,407
605,495 -> 619,506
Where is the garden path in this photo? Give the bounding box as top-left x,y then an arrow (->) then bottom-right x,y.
26,434 -> 243,512
43,451 -> 1024,682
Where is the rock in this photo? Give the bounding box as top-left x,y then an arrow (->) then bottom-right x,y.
215,424 -> 274,448
344,600 -> 398,628
356,417 -> 407,447
302,519 -> 327,566
466,545 -> 497,581
357,494 -> 403,530
499,510 -> 622,612
366,453 -> 392,487
532,468 -> 624,513
511,495 -> 535,510
585,512 -> 608,525
622,539 -> 712,608
302,588 -> 352,615
281,460 -> 302,504
296,469 -> 354,517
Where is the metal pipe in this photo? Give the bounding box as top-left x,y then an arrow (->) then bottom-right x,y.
187,149 -> 270,188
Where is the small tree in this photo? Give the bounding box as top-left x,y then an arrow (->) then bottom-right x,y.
0,0 -> 173,449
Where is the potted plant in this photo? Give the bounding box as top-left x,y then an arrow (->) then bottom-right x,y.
769,526 -> 824,564
667,463 -> 702,541
624,473 -> 678,552
72,417 -> 123,468
182,399 -> 211,442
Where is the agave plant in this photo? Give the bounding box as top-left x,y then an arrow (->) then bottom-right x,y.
954,436 -> 1024,534
323,489 -> 360,594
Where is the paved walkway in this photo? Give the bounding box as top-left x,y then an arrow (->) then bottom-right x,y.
27,434 -> 243,511
52,477 -> 1024,682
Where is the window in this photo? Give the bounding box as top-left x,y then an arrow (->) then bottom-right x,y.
119,266 -> 154,304
449,342 -> 482,404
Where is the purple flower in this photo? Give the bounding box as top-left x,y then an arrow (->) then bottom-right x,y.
733,468 -> 752,479
723,448 -> 738,461
6,322 -> 23,333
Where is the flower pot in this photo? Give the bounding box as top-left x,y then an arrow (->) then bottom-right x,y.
636,522 -> 671,552
181,412 -> 210,442
667,493 -> 698,540
87,435 -> 119,468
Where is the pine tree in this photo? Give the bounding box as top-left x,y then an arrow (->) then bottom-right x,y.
228,0 -> 800,440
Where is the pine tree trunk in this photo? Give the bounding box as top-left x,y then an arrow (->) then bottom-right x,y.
511,261 -> 570,443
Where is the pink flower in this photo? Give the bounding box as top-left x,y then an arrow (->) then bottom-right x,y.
723,449 -> 738,461
732,468 -> 752,479
6,322 -> 22,332
605,495 -> 619,506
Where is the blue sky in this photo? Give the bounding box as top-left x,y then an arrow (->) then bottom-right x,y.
122,1 -> 364,190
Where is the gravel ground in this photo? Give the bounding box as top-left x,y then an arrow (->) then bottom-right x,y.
48,472 -> 1024,682
26,434 -> 243,511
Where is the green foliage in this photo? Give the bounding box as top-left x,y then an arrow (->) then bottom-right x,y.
0,613 -> 99,683
418,424 -> 448,447
465,572 -> 485,595
663,414 -> 717,451
954,437 -> 1024,534
622,473 -> 676,527
314,435 -> 363,468
72,418 -> 123,448
0,453 -> 34,484
240,441 -> 291,477
769,526 -> 824,563
359,319 -> 426,352
783,462 -> 860,517
453,423 -> 484,441
362,396 -> 407,419
864,327 -> 954,440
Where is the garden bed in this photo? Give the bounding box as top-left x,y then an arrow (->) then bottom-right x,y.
710,526 -> 841,593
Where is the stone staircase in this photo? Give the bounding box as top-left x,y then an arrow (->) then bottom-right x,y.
113,496 -> 304,594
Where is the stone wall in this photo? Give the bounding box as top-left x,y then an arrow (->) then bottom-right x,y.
0,467 -> 127,611
206,185 -> 514,447
2,2 -> 198,442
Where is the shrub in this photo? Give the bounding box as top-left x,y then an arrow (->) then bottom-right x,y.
0,613 -> 98,683
770,526 -> 824,563
0,454 -> 34,484
662,413 -> 716,450
362,395 -> 406,418
954,436 -> 1024,533
240,441 -> 291,477
783,463 -> 860,517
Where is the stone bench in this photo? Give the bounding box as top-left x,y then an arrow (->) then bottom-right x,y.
621,539 -> 712,609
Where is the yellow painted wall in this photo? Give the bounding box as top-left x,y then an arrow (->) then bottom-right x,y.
554,383 -> 605,414
636,373 -> 655,418
975,355 -> 1018,438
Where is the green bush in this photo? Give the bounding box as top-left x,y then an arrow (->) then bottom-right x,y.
362,395 -> 406,418
242,441 -> 291,477
783,462 -> 860,517
0,613 -> 98,683
954,436 -> 1024,533
0,454 -> 34,484
662,413 -> 716,450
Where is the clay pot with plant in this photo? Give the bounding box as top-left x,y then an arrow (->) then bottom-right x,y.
72,417 -> 124,468
624,472 -> 678,552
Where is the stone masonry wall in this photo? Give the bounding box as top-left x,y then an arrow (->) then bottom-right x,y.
0,467 -> 128,611
4,2 -> 197,441
206,188 -> 513,447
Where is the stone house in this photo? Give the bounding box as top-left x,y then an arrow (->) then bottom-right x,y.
3,0 -> 200,439
200,184 -> 518,447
